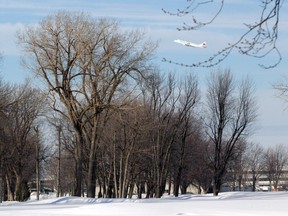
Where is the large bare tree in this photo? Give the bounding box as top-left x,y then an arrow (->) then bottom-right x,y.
17,11 -> 157,197
205,69 -> 257,196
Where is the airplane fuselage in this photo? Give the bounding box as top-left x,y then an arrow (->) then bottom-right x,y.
174,39 -> 207,48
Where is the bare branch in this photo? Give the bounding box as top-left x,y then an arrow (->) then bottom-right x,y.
162,0 -> 224,31
163,0 -> 283,69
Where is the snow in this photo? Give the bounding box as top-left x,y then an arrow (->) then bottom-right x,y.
1,192 -> 288,216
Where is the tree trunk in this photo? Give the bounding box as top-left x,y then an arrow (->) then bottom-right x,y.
136,183 -> 143,199
252,175 -> 256,192
128,183 -> 134,198
87,115 -> 99,198
155,183 -> 161,198
0,146 -> 2,203
113,134 -> 119,198
197,185 -> 202,194
74,132 -> 83,197
15,173 -> 22,201
0,175 -> 2,203
238,175 -> 242,191
15,173 -> 29,201
121,150 -> 132,198
87,117 -> 101,198
56,126 -> 61,198
180,185 -> 187,195
35,127 -> 40,200
167,176 -> 172,195
36,143 -> 40,200
5,175 -> 14,201
145,183 -> 154,198
87,152 -> 97,198
174,167 -> 182,197
213,174 -> 222,196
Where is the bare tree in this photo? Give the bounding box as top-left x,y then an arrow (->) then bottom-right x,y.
225,139 -> 247,191
0,79 -> 11,202
3,84 -> 45,201
142,73 -> 173,197
0,79 -> 47,202
205,69 -> 257,196
244,143 -> 265,191
33,126 -> 40,201
45,121 -> 76,197
18,11 -> 157,197
264,144 -> 288,191
44,109 -> 79,196
162,0 -> 283,68
45,122 -> 75,197
99,101 -> 148,198
170,75 -> 200,197
0,78 -> 12,202
139,72 -> 201,198
190,139 -> 214,194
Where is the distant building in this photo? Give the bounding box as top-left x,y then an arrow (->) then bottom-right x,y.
223,170 -> 288,192
28,178 -> 54,194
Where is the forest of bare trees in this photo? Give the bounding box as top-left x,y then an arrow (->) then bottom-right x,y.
0,11 -> 287,202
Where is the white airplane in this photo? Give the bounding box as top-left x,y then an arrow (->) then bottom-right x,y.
174,39 -> 207,48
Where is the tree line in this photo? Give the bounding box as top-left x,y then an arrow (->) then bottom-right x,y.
0,82 -> 47,202
1,11 -> 285,201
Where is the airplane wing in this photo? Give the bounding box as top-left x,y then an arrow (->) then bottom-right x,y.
174,39 -> 207,48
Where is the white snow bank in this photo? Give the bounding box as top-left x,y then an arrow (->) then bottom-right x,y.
1,192 -> 288,216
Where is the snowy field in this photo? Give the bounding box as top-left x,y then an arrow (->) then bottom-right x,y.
1,192 -> 288,216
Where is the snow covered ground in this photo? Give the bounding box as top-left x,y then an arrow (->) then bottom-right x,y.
1,192 -> 288,216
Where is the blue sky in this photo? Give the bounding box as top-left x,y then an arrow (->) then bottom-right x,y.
1,0 -> 288,147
